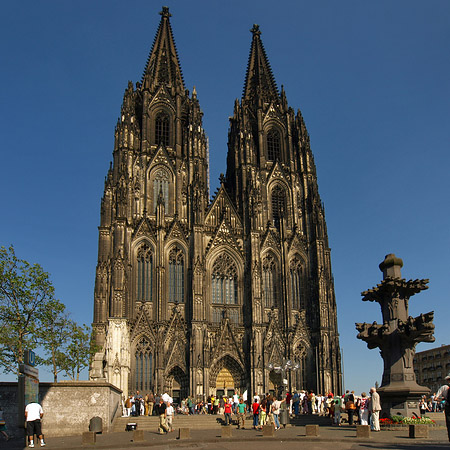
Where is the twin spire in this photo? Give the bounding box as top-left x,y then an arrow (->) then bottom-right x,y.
143,7 -> 279,104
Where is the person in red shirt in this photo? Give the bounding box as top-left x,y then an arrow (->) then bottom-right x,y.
252,398 -> 260,429
224,400 -> 232,426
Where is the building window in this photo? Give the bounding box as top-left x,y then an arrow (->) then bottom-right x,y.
290,256 -> 303,310
271,185 -> 286,229
267,129 -> 281,161
211,254 -> 238,305
135,337 -> 153,392
263,254 -> 278,308
169,246 -> 184,303
153,168 -> 169,212
155,112 -> 169,146
137,244 -> 153,302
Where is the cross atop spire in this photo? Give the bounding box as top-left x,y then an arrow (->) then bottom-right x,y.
242,24 -> 279,105
142,7 -> 184,92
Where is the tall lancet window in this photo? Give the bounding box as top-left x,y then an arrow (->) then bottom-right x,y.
290,256 -> 303,310
155,112 -> 170,147
137,244 -> 153,302
211,254 -> 238,305
267,129 -> 281,161
153,169 -> 169,212
169,246 -> 184,303
263,253 -> 278,308
135,337 -> 153,392
271,185 -> 286,229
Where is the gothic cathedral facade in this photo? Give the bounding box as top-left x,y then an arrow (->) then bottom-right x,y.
90,7 -> 342,401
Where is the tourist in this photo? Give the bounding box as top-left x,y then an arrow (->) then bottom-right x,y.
125,396 -> 132,417
266,394 -> 274,426
293,391 -> 300,416
271,396 -> 285,430
346,391 -> 356,426
259,398 -> 267,428
135,391 -> 142,416
155,398 -> 169,434
369,387 -> 381,431
436,373 -> 450,442
0,406 -> 11,441
233,391 -> 239,414
25,401 -> 45,448
333,396 -> 342,426
252,397 -> 260,429
224,399 -> 232,426
148,392 -> 155,416
357,392 -> 369,425
237,398 -> 246,429
166,402 -> 174,432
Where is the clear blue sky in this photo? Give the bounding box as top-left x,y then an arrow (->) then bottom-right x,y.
1,0 -> 449,394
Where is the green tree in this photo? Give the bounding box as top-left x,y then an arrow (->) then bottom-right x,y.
62,323 -> 98,381
38,298 -> 72,382
0,245 -> 55,373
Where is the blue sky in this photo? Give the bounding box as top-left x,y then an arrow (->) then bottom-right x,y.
1,0 -> 449,394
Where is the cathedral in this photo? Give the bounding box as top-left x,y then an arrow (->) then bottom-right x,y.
90,7 -> 342,402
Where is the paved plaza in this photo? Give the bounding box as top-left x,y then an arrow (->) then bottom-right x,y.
4,413 -> 449,450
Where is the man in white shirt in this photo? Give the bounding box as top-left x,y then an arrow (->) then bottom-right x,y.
436,373 -> 450,442
25,402 -> 45,448
166,402 -> 174,432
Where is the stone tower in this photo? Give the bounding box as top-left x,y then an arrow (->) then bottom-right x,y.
90,7 -> 341,401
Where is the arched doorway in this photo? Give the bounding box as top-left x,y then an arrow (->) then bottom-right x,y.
210,355 -> 244,398
165,366 -> 188,406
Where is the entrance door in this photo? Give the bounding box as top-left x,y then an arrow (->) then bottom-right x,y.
216,367 -> 235,395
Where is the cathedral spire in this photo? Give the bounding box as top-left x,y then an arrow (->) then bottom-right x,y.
142,6 -> 184,92
242,24 -> 279,105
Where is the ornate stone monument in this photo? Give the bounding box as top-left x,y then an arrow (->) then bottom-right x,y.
356,254 -> 435,418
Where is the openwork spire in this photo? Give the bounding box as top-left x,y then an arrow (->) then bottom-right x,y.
142,6 -> 184,91
242,24 -> 279,105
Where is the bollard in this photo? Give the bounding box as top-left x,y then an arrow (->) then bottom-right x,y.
356,425 -> 370,438
409,424 -> 429,438
178,428 -> 191,439
262,424 -> 274,437
89,416 -> 103,434
82,431 -> 96,445
305,424 -> 319,436
221,426 -> 233,437
133,429 -> 145,441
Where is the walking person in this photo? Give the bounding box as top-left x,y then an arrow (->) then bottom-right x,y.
224,400 -> 232,426
252,397 -> 260,429
436,373 -> 450,442
236,398 -> 246,429
369,387 -> 381,431
345,391 -> 356,426
0,406 -> 11,441
25,401 -> 45,448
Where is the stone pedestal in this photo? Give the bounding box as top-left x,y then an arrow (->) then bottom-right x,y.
356,425 -> 370,438
221,426 -> 232,437
409,424 -> 429,438
262,424 -> 274,436
82,431 -> 96,445
178,428 -> 190,439
133,430 -> 144,441
305,424 -> 319,436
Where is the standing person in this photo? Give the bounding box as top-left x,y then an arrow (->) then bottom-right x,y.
271,397 -> 285,430
25,401 -> 45,448
357,392 -> 370,425
236,398 -> 246,429
135,391 -> 142,416
148,392 -> 155,416
436,373 -> 450,442
252,397 -> 260,429
125,396 -> 132,417
333,396 -> 342,426
369,387 -> 381,431
259,399 -> 267,429
223,399 -> 232,426
166,402 -> 174,432
346,391 -> 356,426
155,398 -> 169,435
0,406 -> 11,441
233,391 -> 239,414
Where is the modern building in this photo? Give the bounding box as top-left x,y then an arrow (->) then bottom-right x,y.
90,7 -> 341,401
413,344 -> 450,394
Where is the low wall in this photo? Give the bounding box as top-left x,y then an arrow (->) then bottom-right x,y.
0,380 -> 122,437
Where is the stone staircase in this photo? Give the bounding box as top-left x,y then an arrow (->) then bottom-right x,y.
112,413 -> 333,432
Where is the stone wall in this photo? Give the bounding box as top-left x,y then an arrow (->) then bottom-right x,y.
0,380 -> 122,437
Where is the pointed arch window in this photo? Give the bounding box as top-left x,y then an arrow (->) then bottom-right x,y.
263,253 -> 278,308
153,168 -> 169,212
155,112 -> 170,147
169,246 -> 184,303
271,185 -> 286,229
135,337 -> 153,392
290,256 -> 303,310
211,254 -> 238,305
267,129 -> 281,161
137,244 -> 153,302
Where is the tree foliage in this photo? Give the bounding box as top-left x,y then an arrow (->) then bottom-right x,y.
0,245 -> 55,373
0,245 -> 97,381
